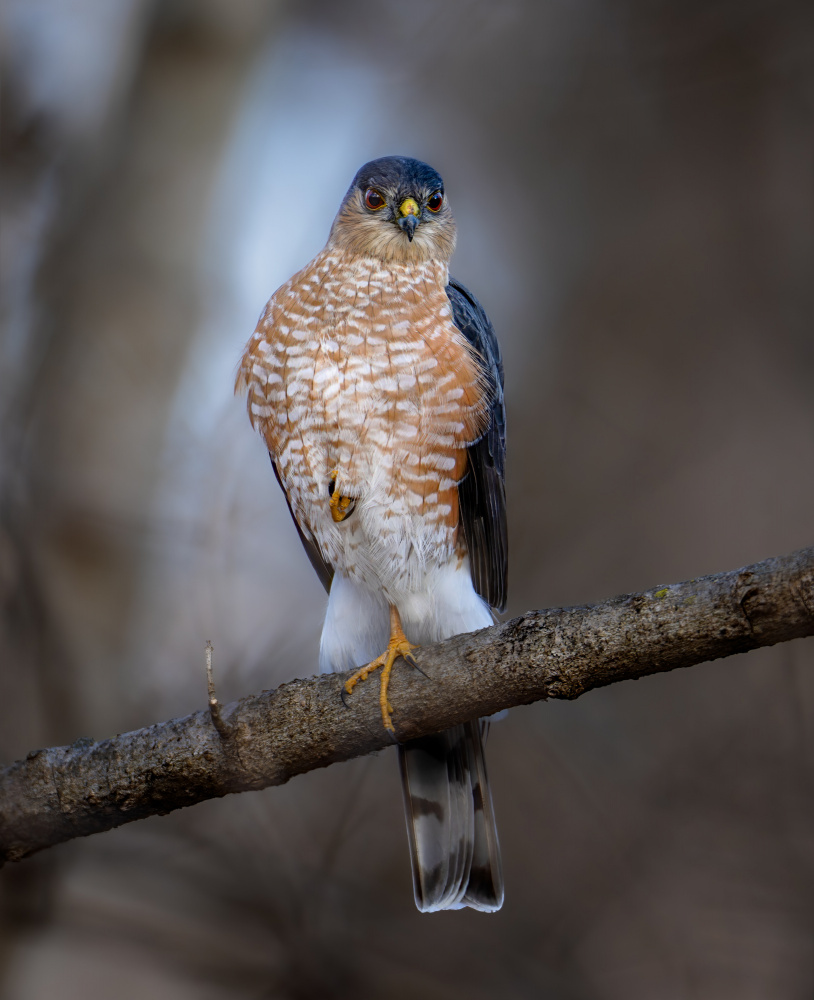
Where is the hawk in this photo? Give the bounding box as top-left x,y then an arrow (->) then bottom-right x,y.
236,156 -> 507,912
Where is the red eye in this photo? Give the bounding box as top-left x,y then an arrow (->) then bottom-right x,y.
365,188 -> 386,210
427,191 -> 444,212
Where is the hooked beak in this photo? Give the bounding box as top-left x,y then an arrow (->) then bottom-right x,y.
397,197 -> 421,241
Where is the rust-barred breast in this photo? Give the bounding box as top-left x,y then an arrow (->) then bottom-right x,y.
236,249 -> 489,598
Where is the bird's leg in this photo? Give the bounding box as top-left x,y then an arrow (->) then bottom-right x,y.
343,605 -> 418,734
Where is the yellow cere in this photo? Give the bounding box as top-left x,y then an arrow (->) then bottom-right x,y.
399,198 -> 420,217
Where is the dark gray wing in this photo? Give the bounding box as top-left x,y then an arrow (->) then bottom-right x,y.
271,457 -> 334,593
446,278 -> 508,612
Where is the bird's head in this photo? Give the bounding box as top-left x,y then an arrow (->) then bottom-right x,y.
328,156 -> 457,265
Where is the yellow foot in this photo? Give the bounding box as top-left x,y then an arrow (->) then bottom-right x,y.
328,470 -> 355,523
344,606 -> 419,734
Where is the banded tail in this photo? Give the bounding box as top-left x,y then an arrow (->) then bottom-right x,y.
399,719 -> 503,912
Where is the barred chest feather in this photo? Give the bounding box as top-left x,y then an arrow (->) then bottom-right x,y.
237,248 -> 488,598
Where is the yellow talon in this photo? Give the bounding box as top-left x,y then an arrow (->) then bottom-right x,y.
343,605 -> 418,734
328,470 -> 355,523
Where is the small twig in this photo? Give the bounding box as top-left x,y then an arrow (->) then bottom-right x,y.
205,641 -> 230,740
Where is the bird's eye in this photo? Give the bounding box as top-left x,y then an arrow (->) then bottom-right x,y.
365,188 -> 386,210
427,191 -> 444,212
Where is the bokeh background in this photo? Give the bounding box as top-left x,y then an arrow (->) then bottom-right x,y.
1,1 -> 813,997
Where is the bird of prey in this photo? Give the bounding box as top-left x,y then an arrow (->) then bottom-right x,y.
236,156 -> 507,912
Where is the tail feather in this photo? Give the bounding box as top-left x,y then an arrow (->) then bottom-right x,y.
398,720 -> 504,913
445,729 -> 474,908
461,720 -> 503,910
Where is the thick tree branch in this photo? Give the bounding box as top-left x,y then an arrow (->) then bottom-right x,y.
2,547 -> 812,865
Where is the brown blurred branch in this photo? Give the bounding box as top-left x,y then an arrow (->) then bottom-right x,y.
1,547 -> 812,865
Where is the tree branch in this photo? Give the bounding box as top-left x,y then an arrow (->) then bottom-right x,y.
2,547 -> 812,865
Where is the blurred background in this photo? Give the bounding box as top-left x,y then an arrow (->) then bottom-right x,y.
1,0 -> 813,997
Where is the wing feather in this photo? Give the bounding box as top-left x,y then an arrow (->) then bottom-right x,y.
446,278 -> 508,611
270,457 -> 334,592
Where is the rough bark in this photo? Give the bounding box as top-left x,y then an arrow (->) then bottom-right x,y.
1,547 -> 812,865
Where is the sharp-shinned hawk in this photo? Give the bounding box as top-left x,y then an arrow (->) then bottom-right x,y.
236,156 -> 507,912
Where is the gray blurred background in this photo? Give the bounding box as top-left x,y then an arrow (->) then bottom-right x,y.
1,1 -> 813,997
